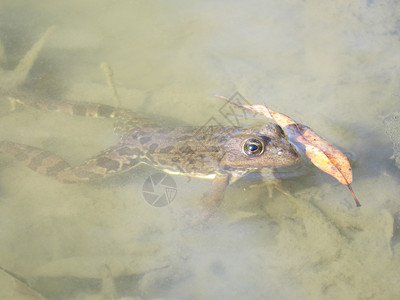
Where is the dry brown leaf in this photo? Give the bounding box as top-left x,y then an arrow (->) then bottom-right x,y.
215,95 -> 361,207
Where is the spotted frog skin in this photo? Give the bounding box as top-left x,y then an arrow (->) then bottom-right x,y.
0,26 -> 300,219
0,98 -> 300,213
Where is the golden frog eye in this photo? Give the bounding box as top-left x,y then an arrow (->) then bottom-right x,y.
242,138 -> 264,156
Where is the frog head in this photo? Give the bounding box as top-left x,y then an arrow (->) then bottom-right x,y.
219,123 -> 300,170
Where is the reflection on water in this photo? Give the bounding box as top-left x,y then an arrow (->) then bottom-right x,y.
0,0 -> 400,299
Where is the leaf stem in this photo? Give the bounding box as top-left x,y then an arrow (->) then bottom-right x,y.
347,184 -> 361,207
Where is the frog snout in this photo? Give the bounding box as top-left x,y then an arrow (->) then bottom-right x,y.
276,143 -> 301,164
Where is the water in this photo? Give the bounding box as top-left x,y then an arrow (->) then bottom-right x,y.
0,0 -> 399,299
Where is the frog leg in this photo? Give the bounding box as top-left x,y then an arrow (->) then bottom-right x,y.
249,180 -> 287,198
8,97 -> 158,137
0,39 -> 7,66
2,26 -> 56,90
100,63 -> 121,107
0,141 -> 143,183
196,174 -> 230,222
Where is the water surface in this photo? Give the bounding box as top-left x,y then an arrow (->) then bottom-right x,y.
0,1 -> 399,299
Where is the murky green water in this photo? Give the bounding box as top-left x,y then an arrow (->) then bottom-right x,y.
0,1 -> 400,299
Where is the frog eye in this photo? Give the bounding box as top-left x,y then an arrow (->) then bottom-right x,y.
242,138 -> 264,156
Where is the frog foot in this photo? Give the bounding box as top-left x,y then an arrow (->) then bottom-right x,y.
7,97 -> 25,111
248,179 -> 293,198
0,26 -> 56,92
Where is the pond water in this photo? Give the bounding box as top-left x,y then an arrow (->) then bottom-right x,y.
0,1 -> 399,299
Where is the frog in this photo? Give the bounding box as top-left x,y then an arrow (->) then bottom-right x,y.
0,26 -> 300,218
1,97 -> 300,210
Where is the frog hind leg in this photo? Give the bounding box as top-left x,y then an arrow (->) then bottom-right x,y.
0,141 -> 143,183
8,97 -> 159,137
2,26 -> 56,90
